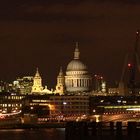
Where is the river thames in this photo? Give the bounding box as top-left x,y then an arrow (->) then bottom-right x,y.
0,128 -> 65,140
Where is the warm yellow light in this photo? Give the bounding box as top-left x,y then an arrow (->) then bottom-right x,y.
126,108 -> 140,111
48,104 -> 55,110
95,115 -> 100,122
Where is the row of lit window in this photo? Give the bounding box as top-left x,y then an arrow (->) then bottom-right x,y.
63,106 -> 88,109
53,102 -> 89,105
51,98 -> 88,100
0,104 -> 22,107
32,100 -> 49,103
57,106 -> 88,109
4,96 -> 23,100
55,111 -> 87,113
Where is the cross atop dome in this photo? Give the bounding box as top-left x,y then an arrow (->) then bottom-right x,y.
74,42 -> 80,60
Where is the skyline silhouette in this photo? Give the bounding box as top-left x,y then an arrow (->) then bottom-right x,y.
0,0 -> 140,88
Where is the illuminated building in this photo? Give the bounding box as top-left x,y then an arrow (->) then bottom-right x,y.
108,87 -> 119,95
90,96 -> 140,117
50,95 -> 89,116
21,94 -> 90,119
0,92 -> 24,114
93,74 -> 107,93
55,67 -> 65,95
65,43 -> 92,93
31,68 -> 43,93
41,86 -> 53,94
101,81 -> 106,93
22,95 -> 50,118
31,68 -> 53,94
0,81 -> 11,92
13,76 -> 33,94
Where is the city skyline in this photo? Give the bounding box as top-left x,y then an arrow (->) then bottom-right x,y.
1,0 -> 140,88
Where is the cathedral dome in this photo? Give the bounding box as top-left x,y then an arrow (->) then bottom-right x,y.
66,43 -> 87,72
67,59 -> 87,71
65,43 -> 92,93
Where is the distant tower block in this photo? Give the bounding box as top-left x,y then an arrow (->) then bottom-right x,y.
55,67 -> 65,95
32,68 -> 43,93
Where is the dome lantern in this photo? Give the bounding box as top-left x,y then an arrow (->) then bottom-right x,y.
74,42 -> 80,60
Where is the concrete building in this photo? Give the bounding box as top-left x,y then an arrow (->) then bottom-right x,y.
50,95 -> 89,116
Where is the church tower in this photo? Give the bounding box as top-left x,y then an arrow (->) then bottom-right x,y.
55,67 -> 65,95
32,68 -> 43,93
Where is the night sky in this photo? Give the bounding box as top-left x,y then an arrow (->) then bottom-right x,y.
0,0 -> 140,88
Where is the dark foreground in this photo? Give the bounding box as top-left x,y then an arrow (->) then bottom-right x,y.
0,128 -> 65,140
66,121 -> 140,140
0,121 -> 140,140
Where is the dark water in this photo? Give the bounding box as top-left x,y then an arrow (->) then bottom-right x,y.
0,128 -> 65,140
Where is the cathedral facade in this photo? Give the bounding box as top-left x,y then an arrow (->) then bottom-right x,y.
64,44 -> 92,93
31,44 -> 92,95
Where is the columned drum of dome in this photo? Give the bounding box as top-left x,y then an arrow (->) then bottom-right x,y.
65,44 -> 92,93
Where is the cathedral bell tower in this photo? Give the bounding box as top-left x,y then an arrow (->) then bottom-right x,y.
32,68 -> 43,93
55,67 -> 65,95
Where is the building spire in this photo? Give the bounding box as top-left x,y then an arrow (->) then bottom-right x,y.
35,67 -> 40,77
59,66 -> 64,76
74,42 -> 80,59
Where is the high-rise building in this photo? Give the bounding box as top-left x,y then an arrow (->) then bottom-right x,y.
13,76 -> 33,94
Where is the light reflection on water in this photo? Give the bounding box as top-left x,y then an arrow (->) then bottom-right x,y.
0,128 -> 65,140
